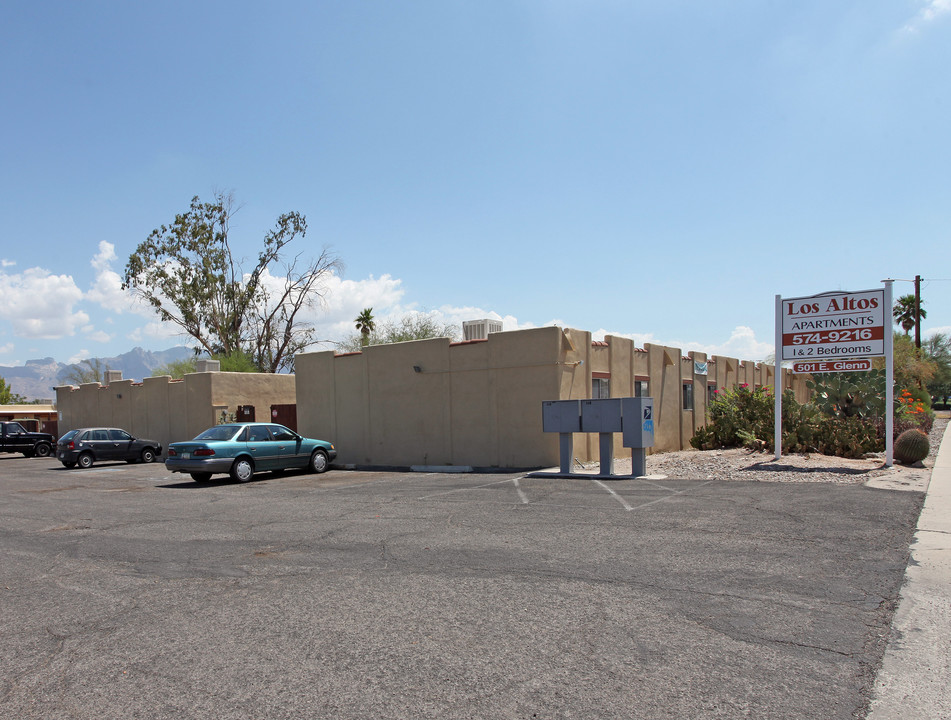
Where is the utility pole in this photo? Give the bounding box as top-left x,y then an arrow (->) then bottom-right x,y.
914,274 -> 922,350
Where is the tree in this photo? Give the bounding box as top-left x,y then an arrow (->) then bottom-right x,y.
0,376 -> 26,404
152,352 -> 259,378
891,333 -> 936,391
893,294 -> 926,336
122,193 -> 342,373
338,311 -> 459,352
60,358 -> 111,386
924,332 -> 951,405
355,308 -> 375,347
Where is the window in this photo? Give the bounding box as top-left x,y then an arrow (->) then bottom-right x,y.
682,382 -> 694,410
592,377 -> 610,399
248,425 -> 272,442
707,384 -> 718,405
108,429 -> 132,441
634,380 -> 649,398
269,425 -> 296,441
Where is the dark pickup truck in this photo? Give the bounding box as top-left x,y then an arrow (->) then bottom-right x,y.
0,421 -> 55,458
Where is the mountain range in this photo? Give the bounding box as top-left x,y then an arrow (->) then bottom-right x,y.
1,346 -> 193,402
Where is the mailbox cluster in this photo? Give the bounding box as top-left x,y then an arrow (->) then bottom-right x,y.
541,397 -> 655,478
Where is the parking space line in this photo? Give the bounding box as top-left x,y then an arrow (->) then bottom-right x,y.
417,477 -> 520,500
592,479 -> 634,511
626,480 -> 716,511
512,478 -> 529,505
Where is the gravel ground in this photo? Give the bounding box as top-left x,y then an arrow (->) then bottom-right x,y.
584,417 -> 947,493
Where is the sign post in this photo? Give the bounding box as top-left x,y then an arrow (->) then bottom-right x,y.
774,285 -> 893,465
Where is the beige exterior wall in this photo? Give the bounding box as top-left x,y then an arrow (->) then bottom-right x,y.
54,326 -> 811,469
297,327 -> 571,468
295,326 -> 810,468
55,371 -> 295,451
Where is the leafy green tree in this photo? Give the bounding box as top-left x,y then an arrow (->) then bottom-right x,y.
338,312 -> 458,352
355,308 -> 375,347
893,294 -> 926,336
60,358 -> 111,386
0,376 -> 26,404
123,193 -> 342,373
924,333 -> 951,404
152,352 -> 259,378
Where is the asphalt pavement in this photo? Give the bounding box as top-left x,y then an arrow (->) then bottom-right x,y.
0,448 -> 934,719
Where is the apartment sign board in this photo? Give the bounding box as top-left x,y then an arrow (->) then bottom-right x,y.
781,289 -> 886,361
791,359 -> 873,374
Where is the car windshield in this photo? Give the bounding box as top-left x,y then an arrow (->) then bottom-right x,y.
194,425 -> 242,442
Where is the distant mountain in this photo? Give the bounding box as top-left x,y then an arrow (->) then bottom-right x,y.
0,346 -> 193,401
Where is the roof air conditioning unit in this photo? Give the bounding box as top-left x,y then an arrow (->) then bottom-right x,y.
462,319 -> 503,341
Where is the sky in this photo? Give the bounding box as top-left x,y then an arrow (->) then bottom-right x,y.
1,0 -> 949,369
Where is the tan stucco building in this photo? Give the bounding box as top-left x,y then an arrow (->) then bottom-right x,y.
294,326 -> 806,469
55,370 -> 296,452
55,326 -> 806,469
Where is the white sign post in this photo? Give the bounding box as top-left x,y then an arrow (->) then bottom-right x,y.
774,285 -> 894,465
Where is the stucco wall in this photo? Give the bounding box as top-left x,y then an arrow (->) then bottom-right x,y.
295,326 -> 808,468
297,326 -> 571,468
55,371 -> 296,452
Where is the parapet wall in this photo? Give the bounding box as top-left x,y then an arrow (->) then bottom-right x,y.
295,326 -> 808,469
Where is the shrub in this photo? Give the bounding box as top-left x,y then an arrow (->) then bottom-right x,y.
690,385 -> 813,453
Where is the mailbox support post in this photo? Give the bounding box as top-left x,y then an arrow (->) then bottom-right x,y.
558,433 -> 573,474
631,448 -> 647,478
598,433 -> 614,476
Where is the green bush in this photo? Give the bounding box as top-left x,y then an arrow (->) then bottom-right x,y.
691,383 -> 884,457
690,385 -> 813,453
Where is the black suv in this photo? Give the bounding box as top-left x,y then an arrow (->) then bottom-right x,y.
0,421 -> 55,458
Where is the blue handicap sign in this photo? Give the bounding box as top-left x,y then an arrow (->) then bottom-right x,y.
643,419 -> 654,434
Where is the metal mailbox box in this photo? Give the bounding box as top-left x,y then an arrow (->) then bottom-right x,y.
581,398 -> 623,433
621,397 -> 655,449
542,400 -> 581,433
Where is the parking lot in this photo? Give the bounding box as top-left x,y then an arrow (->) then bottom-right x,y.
0,454 -> 924,719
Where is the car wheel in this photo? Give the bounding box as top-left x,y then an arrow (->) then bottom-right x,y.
309,449 -> 329,474
141,448 -> 156,463
190,472 -> 213,482
78,452 -> 94,469
34,443 -> 52,458
62,461 -> 76,469
230,457 -> 254,483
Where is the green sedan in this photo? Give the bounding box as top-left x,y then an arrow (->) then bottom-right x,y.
165,422 -> 337,483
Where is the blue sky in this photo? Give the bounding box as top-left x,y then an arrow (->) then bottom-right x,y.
1,0 -> 949,368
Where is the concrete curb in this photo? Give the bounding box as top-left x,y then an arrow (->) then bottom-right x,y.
867,423 -> 951,718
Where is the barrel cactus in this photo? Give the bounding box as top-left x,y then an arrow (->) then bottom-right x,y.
894,429 -> 929,465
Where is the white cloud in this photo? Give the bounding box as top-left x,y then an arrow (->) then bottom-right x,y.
90,241 -> 117,271
903,0 -> 951,31
0,267 -> 88,339
127,320 -> 190,345
67,350 -> 90,365
1,259 -> 15,268
591,325 -> 773,362
85,329 -> 113,344
85,241 -> 134,311
0,342 -> 13,355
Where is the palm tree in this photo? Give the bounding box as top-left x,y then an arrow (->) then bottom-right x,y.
893,294 -> 925,335
355,308 -> 375,347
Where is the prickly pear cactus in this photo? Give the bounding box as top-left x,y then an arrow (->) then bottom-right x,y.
894,428 -> 929,465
